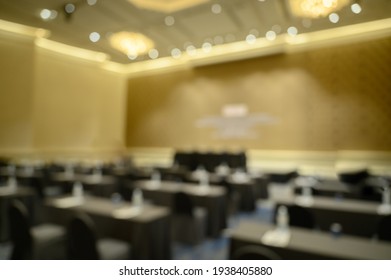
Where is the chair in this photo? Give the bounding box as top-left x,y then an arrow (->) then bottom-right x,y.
273,205 -> 315,229
338,170 -> 369,185
171,192 -> 207,245
67,213 -> 131,260
267,171 -> 297,201
173,151 -> 193,171
288,205 -> 316,229
377,215 -> 391,242
231,245 -> 282,260
8,199 -> 66,259
268,171 -> 298,184
229,151 -> 247,170
228,181 -> 256,212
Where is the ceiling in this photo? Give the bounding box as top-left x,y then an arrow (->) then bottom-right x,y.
0,0 -> 390,66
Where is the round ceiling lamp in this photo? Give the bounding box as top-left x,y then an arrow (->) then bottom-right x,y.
288,0 -> 353,18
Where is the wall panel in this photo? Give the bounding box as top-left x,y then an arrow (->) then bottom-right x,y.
0,31 -> 34,152
126,37 -> 391,151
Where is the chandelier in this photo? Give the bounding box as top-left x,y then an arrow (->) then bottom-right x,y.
127,0 -> 210,13
109,32 -> 154,57
288,0 -> 353,18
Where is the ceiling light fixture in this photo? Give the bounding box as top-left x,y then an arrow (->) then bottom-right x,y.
109,31 -> 154,57
127,0 -> 210,13
288,0 -> 352,18
40,9 -> 58,21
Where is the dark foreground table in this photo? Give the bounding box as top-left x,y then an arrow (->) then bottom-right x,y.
229,221 -> 391,260
44,195 -> 172,259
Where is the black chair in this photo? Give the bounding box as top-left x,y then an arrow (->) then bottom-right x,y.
232,245 -> 282,260
8,200 -> 66,259
228,151 -> 247,170
377,215 -> 391,242
67,213 -> 130,260
288,205 -> 315,229
268,171 -> 298,184
173,151 -> 192,170
173,192 -> 194,216
228,181 -> 256,212
338,170 -> 369,185
171,192 -> 207,245
273,205 -> 315,229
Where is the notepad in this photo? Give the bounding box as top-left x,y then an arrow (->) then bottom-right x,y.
144,181 -> 161,190
112,206 -> 142,219
52,197 -> 84,208
0,186 -> 16,195
295,196 -> 314,207
261,229 -> 291,248
377,204 -> 391,215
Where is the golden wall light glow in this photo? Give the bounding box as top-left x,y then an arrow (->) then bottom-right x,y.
128,0 -> 209,13
122,18 -> 391,77
285,18 -> 391,51
0,19 -> 50,38
35,38 -> 109,63
288,0 -> 352,18
122,56 -> 191,78
109,32 -> 154,57
101,61 -> 128,74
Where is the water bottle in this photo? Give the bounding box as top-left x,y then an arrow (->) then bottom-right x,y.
216,162 -> 230,176
93,166 -> 102,180
302,186 -> 312,198
72,181 -> 84,200
111,192 -> 123,207
382,186 -> 390,206
330,223 -> 342,239
199,172 -> 209,187
377,178 -> 391,214
276,205 -> 289,232
151,170 -> 161,183
132,188 -> 143,209
8,176 -> 17,192
65,163 -> 74,177
7,165 -> 16,176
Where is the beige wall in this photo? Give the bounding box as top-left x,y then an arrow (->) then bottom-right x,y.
33,49 -> 127,154
0,31 -> 34,152
0,30 -> 127,159
126,37 -> 391,152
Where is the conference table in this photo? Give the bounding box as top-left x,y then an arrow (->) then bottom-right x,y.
44,195 -> 172,259
229,221 -> 391,259
51,172 -> 119,196
132,180 -> 227,238
294,179 -> 353,198
274,195 -> 387,238
79,174 -> 118,197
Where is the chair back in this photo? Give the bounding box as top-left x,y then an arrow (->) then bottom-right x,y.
288,205 -> 315,229
377,215 -> 391,242
232,245 -> 281,260
67,213 -> 99,260
268,171 -> 298,184
8,200 -> 33,259
338,170 -> 368,185
173,192 -> 194,217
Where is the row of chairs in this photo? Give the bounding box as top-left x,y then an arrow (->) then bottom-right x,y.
173,151 -> 247,172
8,200 -> 130,260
